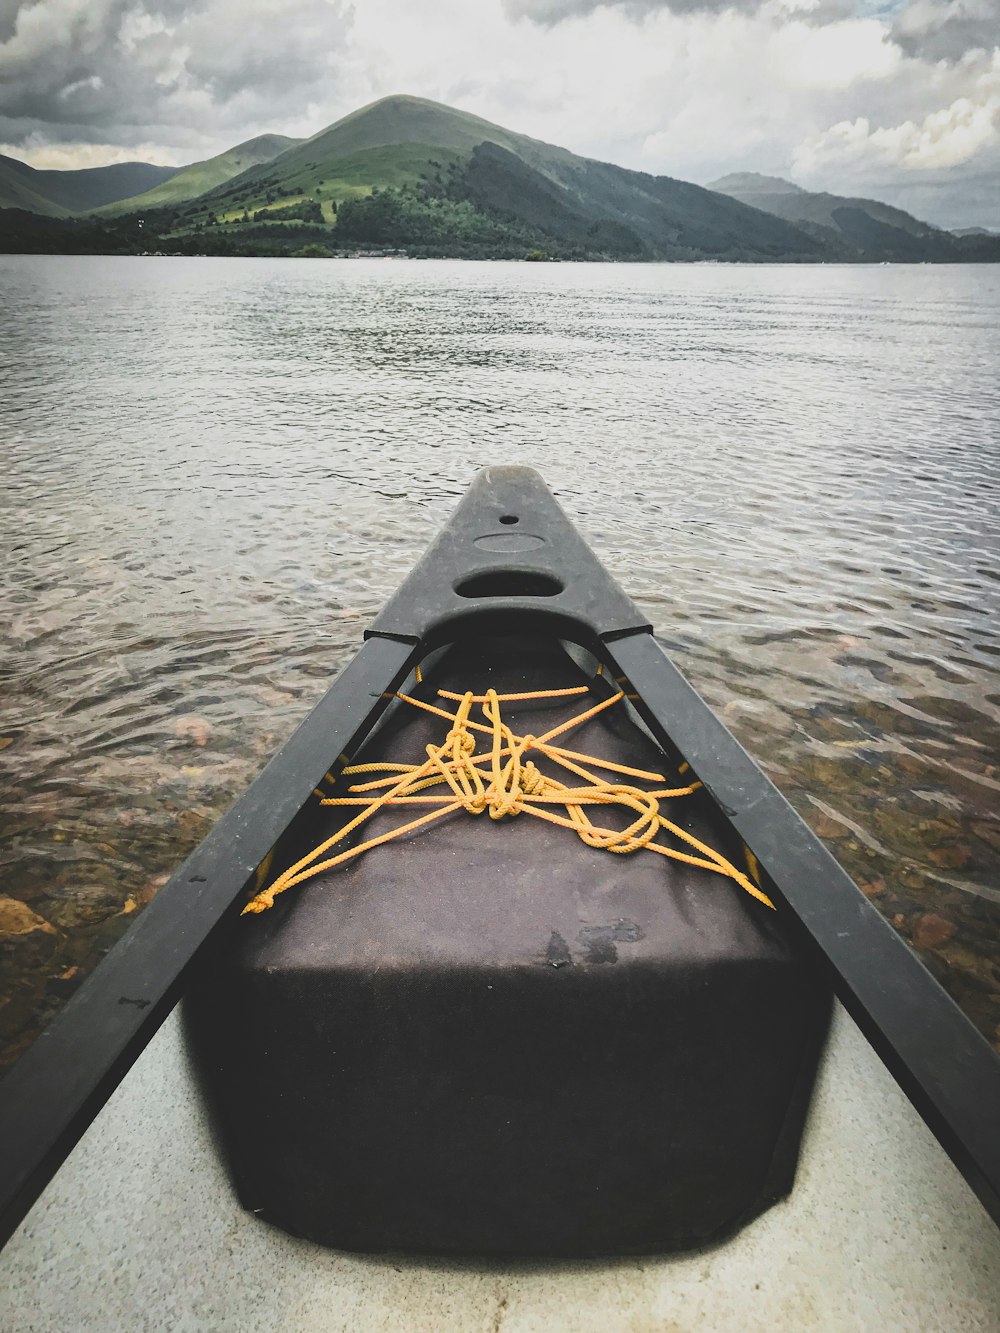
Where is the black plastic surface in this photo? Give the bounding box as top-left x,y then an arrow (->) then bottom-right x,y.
368,466 -> 650,647
188,637 -> 830,1257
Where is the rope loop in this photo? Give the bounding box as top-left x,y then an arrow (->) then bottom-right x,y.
569,785 -> 661,854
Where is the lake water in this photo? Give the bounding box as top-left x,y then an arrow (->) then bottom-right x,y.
1,254 -> 999,1068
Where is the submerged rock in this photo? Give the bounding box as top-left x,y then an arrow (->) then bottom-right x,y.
858,878 -> 886,897
927,843 -> 973,870
174,715 -> 212,746
43,883 -> 122,930
972,821 -> 1000,853
0,897 -> 59,962
810,810 -> 849,840
913,913 -> 958,949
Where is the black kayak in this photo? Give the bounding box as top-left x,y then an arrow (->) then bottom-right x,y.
1,466 -> 998,1252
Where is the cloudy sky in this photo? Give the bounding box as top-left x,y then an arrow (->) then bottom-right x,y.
0,0 -> 997,228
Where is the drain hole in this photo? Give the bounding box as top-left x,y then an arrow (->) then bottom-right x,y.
454,570 -> 563,598
498,514 -> 519,525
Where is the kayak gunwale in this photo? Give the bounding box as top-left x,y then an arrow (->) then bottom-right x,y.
1,464 -> 998,1250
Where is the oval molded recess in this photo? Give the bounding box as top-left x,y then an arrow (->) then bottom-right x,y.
454,570 -> 564,598
473,532 -> 546,553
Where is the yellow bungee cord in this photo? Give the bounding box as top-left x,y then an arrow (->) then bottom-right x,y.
243,670 -> 772,915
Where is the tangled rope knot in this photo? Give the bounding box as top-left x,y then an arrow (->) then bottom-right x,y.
243,674 -> 773,915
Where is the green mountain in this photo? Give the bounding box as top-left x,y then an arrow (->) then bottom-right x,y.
0,152 -> 180,216
95,134 -> 303,213
196,95 -> 600,223
707,171 -> 966,261
277,94 -> 581,174
184,95 -> 827,261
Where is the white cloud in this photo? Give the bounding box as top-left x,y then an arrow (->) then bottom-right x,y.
795,48 -> 1000,173
626,13 -> 903,178
0,137 -> 185,167
772,17 -> 899,88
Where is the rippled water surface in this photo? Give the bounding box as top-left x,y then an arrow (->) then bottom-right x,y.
2,255 -> 999,1066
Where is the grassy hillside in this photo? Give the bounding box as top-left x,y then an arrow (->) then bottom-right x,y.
197,95 -> 581,223
0,153 -> 180,216
272,94 -> 580,179
203,141 -> 466,224
95,134 -> 302,213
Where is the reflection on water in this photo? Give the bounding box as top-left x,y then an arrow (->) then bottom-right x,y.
1,255 -> 998,1067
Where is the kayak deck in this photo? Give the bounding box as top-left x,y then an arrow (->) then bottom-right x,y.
186,634 -> 828,1256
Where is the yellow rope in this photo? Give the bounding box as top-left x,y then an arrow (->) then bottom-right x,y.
243,677 -> 774,914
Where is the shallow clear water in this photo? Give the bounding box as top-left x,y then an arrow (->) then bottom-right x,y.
1,254 -> 998,1066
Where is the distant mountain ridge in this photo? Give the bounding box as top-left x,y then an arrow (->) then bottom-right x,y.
95,134 -> 303,213
2,98 -> 998,262
0,153 -> 181,216
0,134 -> 299,219
707,170 -> 962,261
710,173 -> 804,197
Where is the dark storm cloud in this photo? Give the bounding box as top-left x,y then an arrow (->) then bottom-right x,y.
890,0 -> 1000,62
0,0 -> 353,148
0,1 -> 21,43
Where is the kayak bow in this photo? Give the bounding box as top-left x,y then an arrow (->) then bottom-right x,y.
0,465 -> 997,1251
